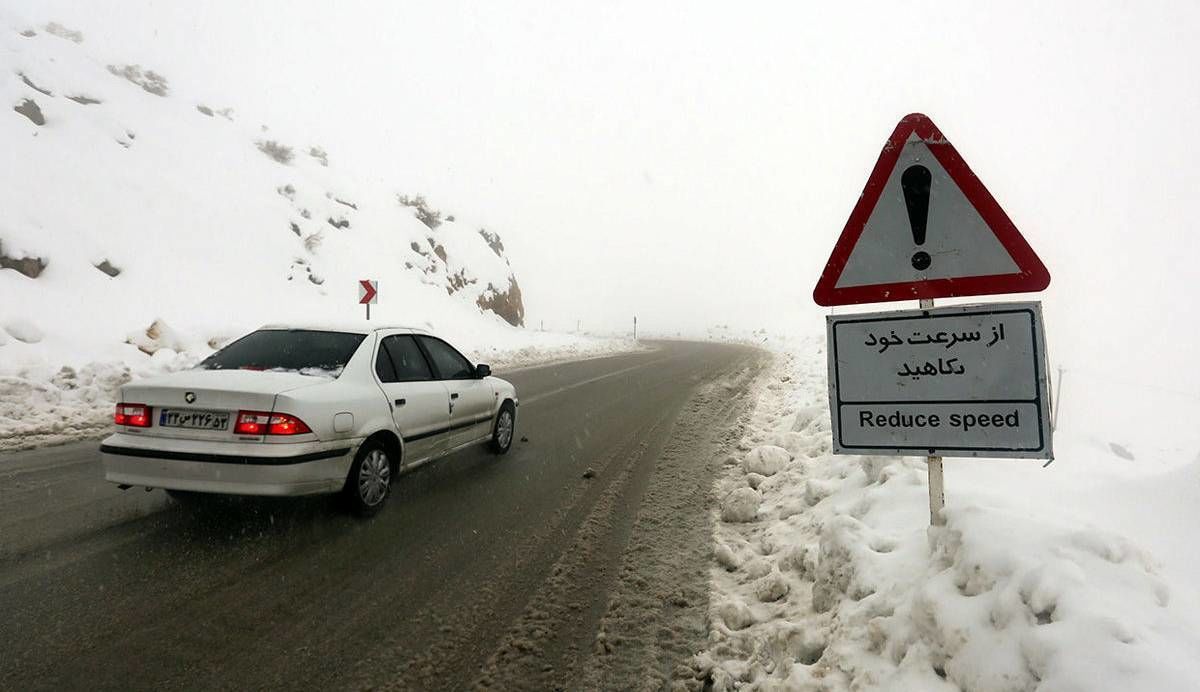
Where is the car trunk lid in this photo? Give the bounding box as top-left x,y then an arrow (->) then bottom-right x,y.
118,369 -> 329,442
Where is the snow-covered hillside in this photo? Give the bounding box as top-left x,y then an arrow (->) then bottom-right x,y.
0,17 -> 633,449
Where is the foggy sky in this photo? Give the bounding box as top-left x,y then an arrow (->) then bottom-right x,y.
11,0 -> 1200,386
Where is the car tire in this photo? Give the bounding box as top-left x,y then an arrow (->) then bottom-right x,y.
490,401 -> 516,455
342,439 -> 392,517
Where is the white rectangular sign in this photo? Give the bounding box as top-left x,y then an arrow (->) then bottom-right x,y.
827,301 -> 1052,458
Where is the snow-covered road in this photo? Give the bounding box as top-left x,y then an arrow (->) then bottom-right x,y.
0,342 -> 766,692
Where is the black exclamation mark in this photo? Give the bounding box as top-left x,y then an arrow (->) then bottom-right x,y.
902,165 -> 932,270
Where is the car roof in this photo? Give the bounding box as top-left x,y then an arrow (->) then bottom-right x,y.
257,323 -> 431,336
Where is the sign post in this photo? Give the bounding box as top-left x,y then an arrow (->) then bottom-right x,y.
358,279 -> 378,320
813,113 -> 1053,526
920,299 -> 944,526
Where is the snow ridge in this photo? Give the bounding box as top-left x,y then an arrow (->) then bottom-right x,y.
691,341 -> 1200,691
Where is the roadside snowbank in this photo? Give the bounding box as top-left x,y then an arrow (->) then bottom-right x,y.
0,331 -> 640,453
692,339 -> 1200,691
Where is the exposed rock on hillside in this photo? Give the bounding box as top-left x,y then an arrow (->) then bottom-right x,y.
479,228 -> 505,256
256,140 -> 293,164
13,98 -> 44,125
0,241 -> 45,278
478,278 -> 525,327
398,194 -> 443,230
20,73 -> 52,96
94,259 -> 121,277
43,21 -> 83,43
106,64 -> 168,96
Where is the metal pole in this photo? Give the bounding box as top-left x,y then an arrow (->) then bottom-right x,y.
919,297 -> 945,526
366,303 -> 370,321
1052,366 -> 1064,432
633,316 -> 637,340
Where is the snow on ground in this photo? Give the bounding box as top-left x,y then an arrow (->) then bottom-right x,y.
693,336 -> 1200,691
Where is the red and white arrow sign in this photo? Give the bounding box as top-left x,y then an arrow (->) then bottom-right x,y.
813,113 -> 1050,306
358,279 -> 378,305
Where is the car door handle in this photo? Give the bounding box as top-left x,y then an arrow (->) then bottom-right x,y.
450,393 -> 459,400
395,398 -> 406,407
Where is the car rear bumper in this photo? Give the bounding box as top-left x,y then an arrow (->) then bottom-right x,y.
100,433 -> 358,497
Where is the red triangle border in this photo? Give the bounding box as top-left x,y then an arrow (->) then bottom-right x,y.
812,113 -> 1050,306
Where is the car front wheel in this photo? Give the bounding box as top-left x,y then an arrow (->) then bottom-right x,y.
343,439 -> 392,516
490,401 -> 516,455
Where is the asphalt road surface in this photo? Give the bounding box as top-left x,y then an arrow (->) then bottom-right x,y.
0,341 -> 767,692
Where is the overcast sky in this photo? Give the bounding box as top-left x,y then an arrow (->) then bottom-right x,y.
12,0 -> 1200,384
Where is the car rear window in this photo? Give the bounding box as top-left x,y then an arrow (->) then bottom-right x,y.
379,335 -> 434,382
199,329 -> 366,376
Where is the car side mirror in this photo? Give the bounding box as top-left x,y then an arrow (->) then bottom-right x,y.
475,363 -> 491,379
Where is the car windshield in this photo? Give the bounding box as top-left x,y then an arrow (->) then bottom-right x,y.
198,329 -> 365,376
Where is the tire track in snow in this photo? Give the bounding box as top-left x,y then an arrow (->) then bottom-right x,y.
473,351 -> 768,691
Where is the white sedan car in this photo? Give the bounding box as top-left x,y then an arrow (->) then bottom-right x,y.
100,325 -> 518,515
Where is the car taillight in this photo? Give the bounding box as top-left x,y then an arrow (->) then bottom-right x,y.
234,411 -> 268,435
234,411 -> 312,436
266,413 -> 312,435
115,403 -> 151,428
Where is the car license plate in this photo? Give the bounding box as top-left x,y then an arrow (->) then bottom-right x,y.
158,409 -> 230,430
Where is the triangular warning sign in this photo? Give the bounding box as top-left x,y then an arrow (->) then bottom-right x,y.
813,113 -> 1050,306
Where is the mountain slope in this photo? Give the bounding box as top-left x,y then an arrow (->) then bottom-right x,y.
0,17 -> 532,367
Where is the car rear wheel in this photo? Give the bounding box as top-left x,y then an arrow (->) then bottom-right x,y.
342,439 -> 392,517
490,401 -> 516,455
